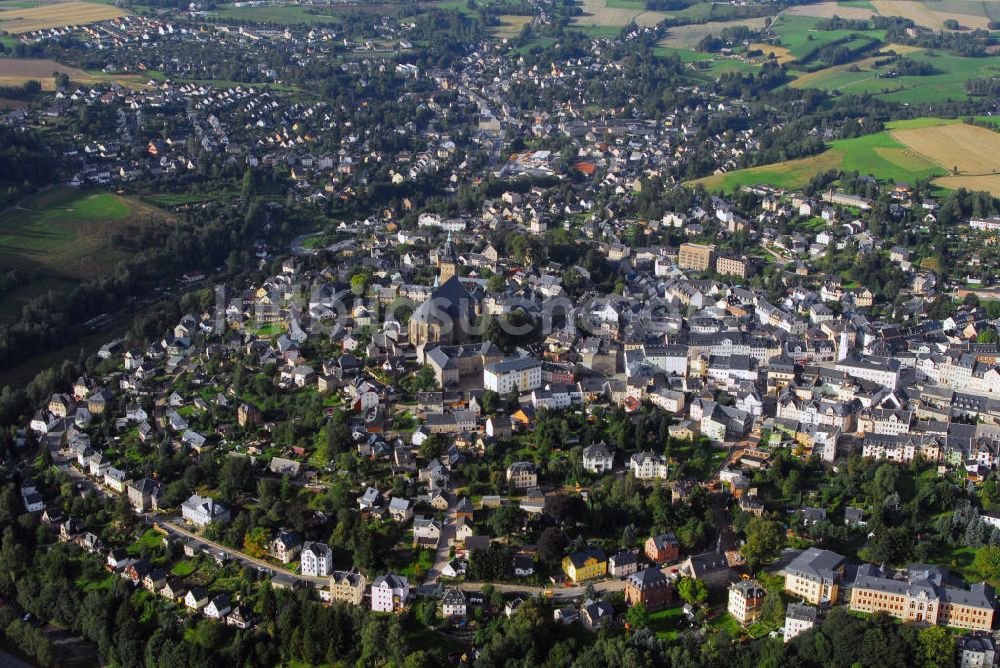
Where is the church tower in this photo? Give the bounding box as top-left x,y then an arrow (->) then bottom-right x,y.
437,231 -> 458,284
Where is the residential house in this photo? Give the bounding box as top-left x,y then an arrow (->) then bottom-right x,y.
181,494 -> 230,527
625,567 -> 674,612
784,548 -> 845,605
728,580 -> 766,625
441,587 -> 467,617
562,549 -> 608,583
645,533 -> 680,564
329,570 -> 367,606
371,574 -> 410,613
783,603 -> 818,643
301,541 -> 333,577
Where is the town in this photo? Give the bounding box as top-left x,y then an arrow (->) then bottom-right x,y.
2,0 -> 1000,666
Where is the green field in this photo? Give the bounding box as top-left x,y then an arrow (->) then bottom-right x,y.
690,118 -> 952,192
0,188 -> 136,276
791,48 -> 1000,103
0,187 -> 174,330
209,3 -> 342,23
771,15 -> 883,61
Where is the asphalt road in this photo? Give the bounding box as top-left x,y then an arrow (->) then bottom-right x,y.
155,518 -> 329,586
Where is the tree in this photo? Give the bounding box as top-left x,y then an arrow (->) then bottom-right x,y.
759,588 -> 784,627
918,625 -> 955,668
677,577 -> 707,605
481,390 -> 499,416
978,328 -> 999,344
973,545 -> 1000,583
546,494 -> 586,526
350,273 -> 368,296
490,504 -> 525,540
626,602 -> 650,630
486,274 -> 506,293
243,527 -> 271,558
740,517 -> 784,571
537,527 -> 568,565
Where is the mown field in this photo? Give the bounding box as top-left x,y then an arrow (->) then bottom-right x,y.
0,0 -> 125,33
0,57 -> 150,90
688,118 -> 955,193
870,0 -> 991,29
571,0 -> 671,27
891,121 -> 1000,195
0,187 -> 174,282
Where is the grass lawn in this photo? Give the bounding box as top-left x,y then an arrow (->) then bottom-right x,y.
647,606 -> 688,639
708,612 -> 744,636
171,560 -> 198,577
128,528 -> 165,556
399,549 -> 435,581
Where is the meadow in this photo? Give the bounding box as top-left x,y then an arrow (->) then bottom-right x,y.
0,187 -> 172,280
688,118 -> 954,193
0,0 -> 125,33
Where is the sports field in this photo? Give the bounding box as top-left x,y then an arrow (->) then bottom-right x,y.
688,118 -> 951,192
0,1 -> 125,33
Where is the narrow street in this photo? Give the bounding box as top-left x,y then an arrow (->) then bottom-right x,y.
155,518 -> 329,586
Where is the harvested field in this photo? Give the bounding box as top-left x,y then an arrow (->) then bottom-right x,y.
658,17 -> 769,48
870,0 -> 990,29
0,1 -> 126,33
572,0 -> 670,27
891,122 -> 1000,176
0,58 -> 148,89
749,42 -> 794,64
493,14 -> 531,38
935,174 -> 1000,196
785,2 -> 875,19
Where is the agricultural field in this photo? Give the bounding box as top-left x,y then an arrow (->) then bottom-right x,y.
785,1 -> 876,19
891,121 -> 1000,195
749,42 -> 794,64
768,15 -> 885,62
688,118 -> 951,193
571,0 -> 671,27
789,48 -> 1000,103
657,17 -> 769,49
870,0 -> 991,29
0,0 -> 125,33
492,14 -> 531,38
0,58 -> 150,90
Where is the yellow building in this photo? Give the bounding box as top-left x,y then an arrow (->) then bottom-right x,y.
783,548 -> 844,605
562,549 -> 608,583
678,243 -> 716,272
849,564 -> 994,632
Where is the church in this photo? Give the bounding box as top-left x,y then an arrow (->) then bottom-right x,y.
408,233 -> 476,347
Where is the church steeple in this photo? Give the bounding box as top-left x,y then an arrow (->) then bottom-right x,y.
437,231 -> 458,283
